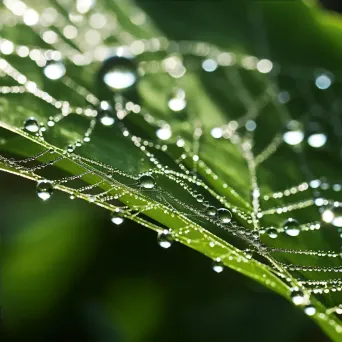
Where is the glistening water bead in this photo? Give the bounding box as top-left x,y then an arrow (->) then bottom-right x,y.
100,56 -> 137,91
266,227 -> 278,239
139,174 -> 156,189
322,203 -> 342,227
304,304 -> 316,316
36,180 -> 54,200
168,89 -> 186,112
98,109 -> 115,126
291,290 -> 305,305
111,211 -> 124,225
205,206 -> 217,217
158,231 -> 173,249
283,218 -> 301,237
217,208 -> 232,224
212,260 -> 224,273
24,117 -> 39,133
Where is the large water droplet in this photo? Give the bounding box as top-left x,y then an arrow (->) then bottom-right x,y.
217,208 -> 232,224
307,133 -> 327,148
266,227 -> 278,239
212,260 -> 224,273
156,125 -> 172,140
283,218 -> 300,237
168,88 -> 186,112
24,117 -> 39,133
44,62 -> 66,80
158,230 -> 173,249
101,56 -> 137,91
283,121 -> 304,146
111,210 -> 124,225
139,174 -> 156,189
291,290 -> 304,305
98,109 -> 115,126
36,180 -> 54,200
205,206 -> 217,217
315,73 -> 332,90
322,204 -> 342,227
304,304 -> 316,316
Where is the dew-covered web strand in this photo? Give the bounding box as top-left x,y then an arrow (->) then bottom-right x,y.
1,0 -> 342,332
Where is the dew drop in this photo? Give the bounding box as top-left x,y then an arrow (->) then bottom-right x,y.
212,260 -> 224,273
307,133 -> 327,148
244,249 -> 253,260
217,208 -> 232,224
291,290 -> 305,305
205,206 -> 217,217
322,204 -> 342,227
283,121 -> 304,146
111,211 -> 124,225
44,62 -> 66,80
156,125 -> 172,140
315,73 -> 332,90
202,58 -> 218,72
158,230 -> 173,249
24,117 -> 39,133
266,227 -> 278,239
98,110 -> 115,126
101,55 -> 137,91
36,180 -> 54,200
139,174 -> 156,189
304,304 -> 316,316
168,88 -> 186,112
283,218 -> 300,237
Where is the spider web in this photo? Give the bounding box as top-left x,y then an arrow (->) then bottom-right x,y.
1,0 -> 342,335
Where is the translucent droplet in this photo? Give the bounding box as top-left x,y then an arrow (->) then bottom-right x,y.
101,56 -> 137,91
24,117 -> 39,133
307,133 -> 327,148
44,62 -> 66,80
202,59 -> 218,72
266,227 -> 278,239
211,127 -> 223,139
244,249 -> 253,259
217,208 -> 232,224
283,218 -> 301,237
156,126 -> 172,140
158,230 -> 173,249
36,180 -> 54,200
283,121 -> 304,146
245,120 -> 256,132
205,206 -> 217,217
139,174 -> 156,189
168,89 -> 186,112
291,290 -> 304,305
212,260 -> 224,273
304,304 -> 316,316
111,211 -> 124,225
322,204 -> 342,227
99,110 -> 115,126
315,73 -> 332,90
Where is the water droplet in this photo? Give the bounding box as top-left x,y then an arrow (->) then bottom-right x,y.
44,62 -> 66,80
168,88 -> 186,112
315,73 -> 332,90
291,290 -> 304,305
101,56 -> 137,91
36,180 -> 54,200
304,304 -> 316,316
156,125 -> 172,140
217,208 -> 232,224
244,249 -> 253,259
322,204 -> 342,227
307,133 -> 327,148
139,174 -> 156,189
205,206 -> 217,217
211,127 -> 223,139
245,120 -> 257,132
99,110 -> 115,126
202,58 -> 218,72
158,230 -> 173,249
24,117 -> 40,133
283,218 -> 300,237
111,211 -> 124,225
283,121 -> 304,146
266,227 -> 278,239
212,260 -> 224,273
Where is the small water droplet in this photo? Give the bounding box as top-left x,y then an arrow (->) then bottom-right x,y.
315,73 -> 332,90
244,249 -> 253,259
205,206 -> 217,217
36,180 -> 54,200
139,174 -> 156,189
291,290 -> 304,305
168,88 -> 186,112
98,109 -> 115,126
304,304 -> 316,316
202,58 -> 218,72
217,208 -> 232,224
266,227 -> 278,239
158,230 -> 173,249
322,204 -> 342,227
111,210 -> 124,225
156,125 -> 172,140
101,55 -> 137,91
44,62 -> 66,80
283,218 -> 300,237
212,260 -> 224,273
24,117 -> 39,133
283,121 -> 304,146
307,133 -> 327,148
